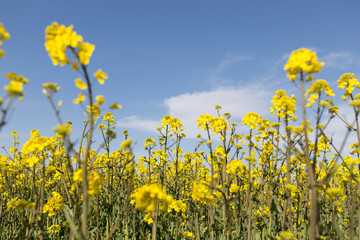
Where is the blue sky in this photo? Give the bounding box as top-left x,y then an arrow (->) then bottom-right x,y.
1,1 -> 360,154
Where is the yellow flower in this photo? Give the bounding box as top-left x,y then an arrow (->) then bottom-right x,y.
25,156 -> 40,168
143,213 -> 153,224
168,199 -> 187,213
144,137 -> 156,149
183,232 -> 195,239
88,170 -> 102,195
326,187 -> 344,199
96,95 -> 105,105
72,61 -> 79,70
43,82 -> 60,97
94,69 -> 108,84
45,22 -> 97,66
192,183 -> 214,205
5,81 -> 23,95
43,191 -> 64,217
74,78 -> 87,90
45,22 -> 83,66
134,183 -> 173,213
7,198 -> 35,211
338,73 -> 359,100
226,159 -> 246,176
109,102 -> 122,109
0,23 -> 10,40
284,48 -> 324,81
47,225 -> 61,235
78,42 -> 95,65
305,79 -> 334,107
242,112 -> 261,129
53,124 -> 72,138
3,73 -> 27,100
4,72 -> 29,83
0,22 -> 10,58
279,231 -> 295,240
10,131 -> 18,136
229,184 -> 240,193
121,138 -> 132,150
197,113 -> 230,134
73,93 -> 86,104
161,115 -> 184,134
73,168 -> 83,182
270,90 -> 297,121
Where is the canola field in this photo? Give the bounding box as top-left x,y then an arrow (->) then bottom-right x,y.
0,22 -> 360,240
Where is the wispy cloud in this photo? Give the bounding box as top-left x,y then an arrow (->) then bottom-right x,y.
117,116 -> 160,133
215,53 -> 252,72
321,52 -> 360,70
208,52 -> 253,87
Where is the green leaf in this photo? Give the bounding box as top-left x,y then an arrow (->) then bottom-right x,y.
63,205 -> 83,240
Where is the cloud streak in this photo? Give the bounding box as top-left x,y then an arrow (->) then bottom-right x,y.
117,116 -> 160,134
215,53 -> 252,72
321,52 -> 360,70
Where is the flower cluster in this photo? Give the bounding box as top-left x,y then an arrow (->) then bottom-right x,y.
4,72 -> 29,97
43,191 -> 64,217
45,22 -> 94,66
192,183 -> 214,205
197,113 -> 231,134
0,22 -> 10,58
284,48 -> 324,81
270,89 -> 297,121
305,79 -> 334,107
133,183 -> 173,213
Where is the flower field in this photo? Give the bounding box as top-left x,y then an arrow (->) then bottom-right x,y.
1,22 -> 360,240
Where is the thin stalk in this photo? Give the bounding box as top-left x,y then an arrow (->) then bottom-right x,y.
80,62 -> 94,240
300,71 -> 318,239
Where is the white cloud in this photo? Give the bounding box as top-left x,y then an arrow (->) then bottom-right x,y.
164,85 -> 273,138
321,52 -> 360,70
117,116 -> 160,133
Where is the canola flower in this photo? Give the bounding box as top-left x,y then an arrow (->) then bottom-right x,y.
94,69 -> 108,84
45,22 -> 95,66
197,113 -> 231,134
0,22 -> 10,58
74,78 -> 87,90
192,183 -> 214,205
43,82 -> 61,98
305,79 -> 335,107
284,48 -> 324,81
43,191 -> 64,217
270,89 -> 297,121
337,73 -> 359,100
4,72 -> 29,97
133,183 -> 173,213
7,198 -> 35,211
242,112 -> 261,129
